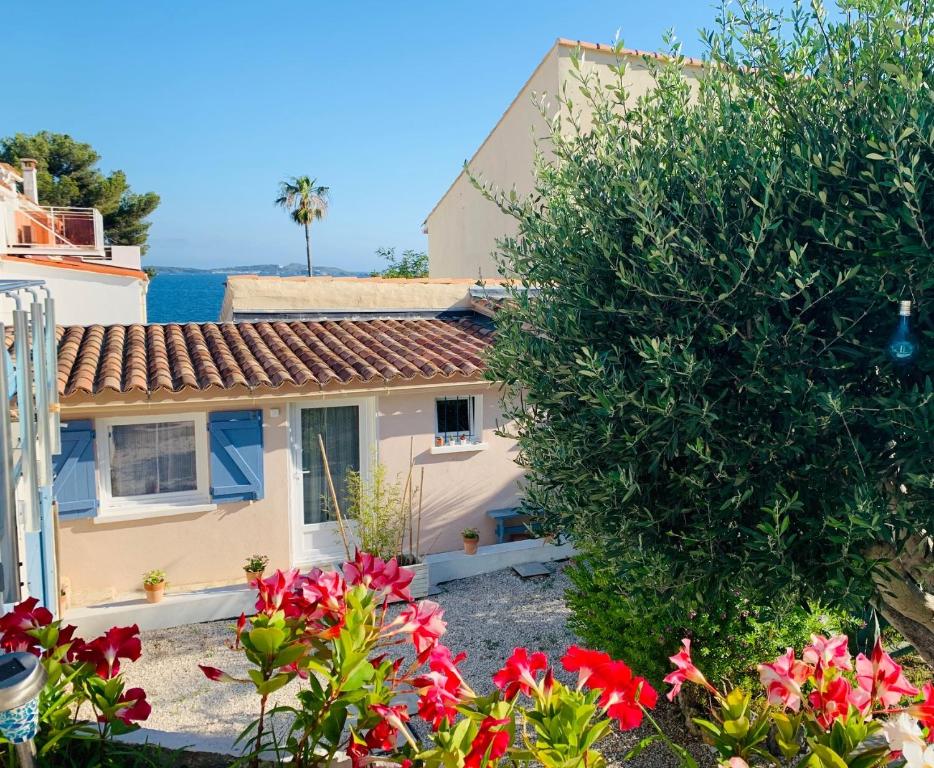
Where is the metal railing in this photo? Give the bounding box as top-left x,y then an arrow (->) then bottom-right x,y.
5,205 -> 103,251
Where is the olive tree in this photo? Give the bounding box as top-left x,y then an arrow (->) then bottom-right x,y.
485,0 -> 934,663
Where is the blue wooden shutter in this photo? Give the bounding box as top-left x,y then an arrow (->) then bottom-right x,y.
209,410 -> 264,502
52,420 -> 99,519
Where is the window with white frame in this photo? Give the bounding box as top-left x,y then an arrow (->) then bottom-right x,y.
435,395 -> 481,445
98,412 -> 210,511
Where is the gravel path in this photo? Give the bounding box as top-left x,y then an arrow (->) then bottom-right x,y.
126,563 -> 711,767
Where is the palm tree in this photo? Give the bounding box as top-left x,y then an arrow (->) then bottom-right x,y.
275,176 -> 329,276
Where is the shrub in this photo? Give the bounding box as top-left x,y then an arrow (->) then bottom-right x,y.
566,556 -> 857,689
483,0 -> 934,665
0,598 -> 150,764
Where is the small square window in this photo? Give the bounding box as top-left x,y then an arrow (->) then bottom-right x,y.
435,396 -> 479,443
109,420 -> 198,499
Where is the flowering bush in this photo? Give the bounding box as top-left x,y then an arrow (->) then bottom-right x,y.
668,633 -> 934,768
0,597 -> 150,760
201,551 -> 683,768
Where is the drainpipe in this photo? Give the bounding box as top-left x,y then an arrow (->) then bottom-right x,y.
19,161 -> 38,205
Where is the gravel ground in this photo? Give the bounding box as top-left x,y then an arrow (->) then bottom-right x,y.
126,563 -> 711,767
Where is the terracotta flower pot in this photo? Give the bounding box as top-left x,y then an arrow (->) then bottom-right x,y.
463,537 -> 479,555
245,569 -> 265,584
144,582 -> 165,604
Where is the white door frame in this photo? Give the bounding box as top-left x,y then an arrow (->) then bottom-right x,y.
288,396 -> 377,567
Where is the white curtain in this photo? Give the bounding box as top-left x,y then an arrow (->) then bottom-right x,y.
110,421 -> 196,498
301,406 -> 359,524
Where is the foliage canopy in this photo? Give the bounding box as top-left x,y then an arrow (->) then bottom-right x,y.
484,0 -> 934,661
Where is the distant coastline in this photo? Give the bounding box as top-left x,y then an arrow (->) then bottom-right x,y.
146,262 -> 370,277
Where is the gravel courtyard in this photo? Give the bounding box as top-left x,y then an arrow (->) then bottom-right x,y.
126,563 -> 710,767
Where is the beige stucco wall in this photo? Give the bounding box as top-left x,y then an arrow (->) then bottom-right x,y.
425,40 -> 704,280
220,276 -> 500,321
57,382 -> 523,607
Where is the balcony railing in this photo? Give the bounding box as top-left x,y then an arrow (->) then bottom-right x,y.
2,203 -> 105,256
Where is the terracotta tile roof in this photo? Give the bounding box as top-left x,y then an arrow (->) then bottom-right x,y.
45,317 -> 493,398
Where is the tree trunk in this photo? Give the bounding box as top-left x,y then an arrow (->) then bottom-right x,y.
867,535 -> 934,668
304,221 -> 312,277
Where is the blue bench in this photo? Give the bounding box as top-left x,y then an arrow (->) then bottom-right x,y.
487,507 -> 533,543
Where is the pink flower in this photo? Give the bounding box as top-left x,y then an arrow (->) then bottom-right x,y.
589,660 -> 658,730
561,645 -> 611,689
909,683 -> 934,742
78,625 -> 142,679
104,687 -> 151,725
803,634 -> 852,671
663,638 -> 717,701
758,648 -> 811,712
414,645 -> 470,729
492,647 -> 548,699
464,716 -> 511,768
856,638 -> 919,708
235,613 -> 247,648
395,600 -> 447,657
255,569 -> 306,618
303,569 -> 348,616
198,665 -> 237,683
343,551 -> 414,602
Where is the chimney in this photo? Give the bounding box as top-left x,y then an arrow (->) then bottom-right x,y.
20,158 -> 38,204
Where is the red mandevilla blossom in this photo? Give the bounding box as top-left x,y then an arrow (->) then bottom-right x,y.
103,687 -> 151,726
394,600 -> 447,657
909,683 -> 934,742
492,647 -> 548,700
413,645 -> 470,729
758,648 -> 811,712
255,569 -> 307,618
0,597 -> 53,633
855,638 -> 919,708
198,664 -> 237,683
464,716 -> 511,768
366,703 -> 410,750
303,569 -> 348,616
803,634 -> 853,671
561,645 -> 611,689
78,625 -> 142,679
343,550 -> 414,603
808,663 -> 856,729
590,659 -> 658,730
663,638 -> 718,701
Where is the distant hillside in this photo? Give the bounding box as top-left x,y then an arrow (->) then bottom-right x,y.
148,263 -> 370,277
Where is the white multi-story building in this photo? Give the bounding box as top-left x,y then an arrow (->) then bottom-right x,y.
0,159 -> 148,325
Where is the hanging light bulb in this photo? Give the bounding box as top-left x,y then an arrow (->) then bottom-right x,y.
887,300 -> 918,364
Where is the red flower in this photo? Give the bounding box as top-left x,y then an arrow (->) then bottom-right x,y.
55,624 -> 86,663
663,638 -> 717,701
464,716 -> 511,768
303,569 -> 348,615
199,664 -> 237,683
347,739 -> 369,768
414,644 -> 470,729
590,660 -> 657,730
365,703 -> 410,750
103,687 -> 151,726
808,665 -> 855,729
492,647 -> 548,700
235,613 -> 247,648
758,648 -> 811,712
78,625 -> 142,679
0,597 -> 53,633
561,645 -> 611,689
855,638 -> 919,708
909,683 -> 934,742
395,600 -> 447,657
343,551 -> 414,602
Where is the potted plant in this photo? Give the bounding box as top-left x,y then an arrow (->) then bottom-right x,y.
458,433 -> 469,445
462,527 -> 479,555
341,447 -> 430,599
142,569 -> 166,604
434,435 -> 444,447
243,554 -> 269,583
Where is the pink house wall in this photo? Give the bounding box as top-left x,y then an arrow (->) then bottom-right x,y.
56,384 -> 523,608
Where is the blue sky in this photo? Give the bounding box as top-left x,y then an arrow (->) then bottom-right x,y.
7,1 -> 749,272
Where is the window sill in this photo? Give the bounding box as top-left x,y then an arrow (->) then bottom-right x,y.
430,442 -> 489,455
93,502 -> 217,525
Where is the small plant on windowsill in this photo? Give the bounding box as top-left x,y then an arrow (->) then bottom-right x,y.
462,526 -> 480,555
142,569 -> 166,604
243,554 -> 269,584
